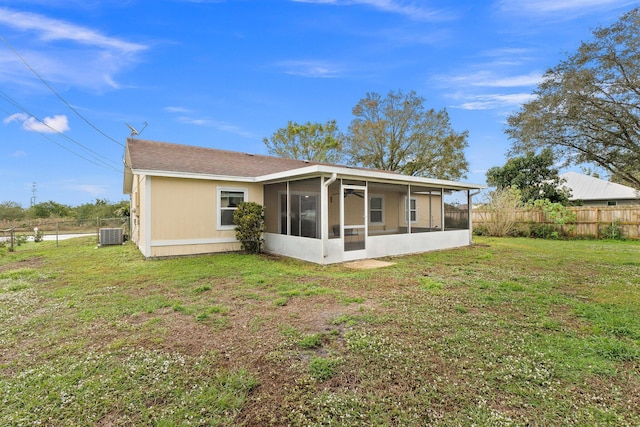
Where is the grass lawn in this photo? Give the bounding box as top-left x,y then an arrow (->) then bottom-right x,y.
1,237 -> 639,426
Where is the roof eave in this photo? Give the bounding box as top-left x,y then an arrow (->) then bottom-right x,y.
130,168 -> 257,183
258,164 -> 486,190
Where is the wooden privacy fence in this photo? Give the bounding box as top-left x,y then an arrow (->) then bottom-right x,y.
472,206 -> 640,239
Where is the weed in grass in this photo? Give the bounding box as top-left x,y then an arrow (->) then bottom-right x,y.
340,296 -> 365,305
297,333 -> 324,349
454,305 -> 468,314
499,280 -> 526,292
419,276 -> 444,293
193,285 -> 211,294
273,297 -> 288,306
279,324 -> 299,339
330,314 -> 359,327
0,348 -> 257,426
574,303 -> 640,339
345,330 -> 402,363
172,303 -> 188,314
588,336 -> 639,362
309,356 -> 340,381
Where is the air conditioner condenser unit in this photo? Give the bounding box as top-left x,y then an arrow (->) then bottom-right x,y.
99,228 -> 124,245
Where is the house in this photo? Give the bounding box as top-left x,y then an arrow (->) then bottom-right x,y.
123,138 -> 485,264
560,172 -> 639,206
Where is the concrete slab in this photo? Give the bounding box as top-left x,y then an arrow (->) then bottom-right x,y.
343,259 -> 395,269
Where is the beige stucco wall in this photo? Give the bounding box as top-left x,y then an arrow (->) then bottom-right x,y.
328,189 -> 442,234
130,174 -> 145,247
151,176 -> 216,240
397,194 -> 442,229
133,174 -> 263,257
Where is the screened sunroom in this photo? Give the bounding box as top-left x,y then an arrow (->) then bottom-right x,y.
261,167 -> 481,265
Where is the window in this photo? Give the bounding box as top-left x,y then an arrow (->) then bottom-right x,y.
369,196 -> 384,224
406,198 -> 417,223
218,188 -> 247,230
290,194 -> 318,238
607,201 -> 617,206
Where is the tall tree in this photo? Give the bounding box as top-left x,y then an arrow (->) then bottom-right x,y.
486,149 -> 571,204
344,90 -> 469,180
506,8 -> 640,189
263,120 -> 344,163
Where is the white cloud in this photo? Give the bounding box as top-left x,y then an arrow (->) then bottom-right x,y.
455,93 -> 537,110
67,184 -> 108,196
0,8 -> 147,91
175,116 -> 255,138
11,150 -> 27,157
498,0 -> 636,14
4,112 -> 70,133
291,0 -> 450,21
275,60 -> 342,78
164,106 -> 191,113
437,71 -> 543,88
0,8 -> 144,53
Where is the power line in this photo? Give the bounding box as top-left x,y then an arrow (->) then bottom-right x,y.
0,33 -> 125,147
0,97 -> 121,173
0,90 -> 118,168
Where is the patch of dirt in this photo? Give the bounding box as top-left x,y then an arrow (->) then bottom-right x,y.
0,256 -> 44,273
107,291 -> 376,425
343,259 -> 396,270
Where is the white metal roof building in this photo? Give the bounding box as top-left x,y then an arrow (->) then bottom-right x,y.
560,172 -> 639,206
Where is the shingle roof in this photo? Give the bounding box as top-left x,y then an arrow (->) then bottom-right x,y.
560,172 -> 639,201
124,138 -> 486,194
127,138 -> 326,177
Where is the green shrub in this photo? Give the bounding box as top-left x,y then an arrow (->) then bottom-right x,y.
472,225 -> 489,236
600,219 -> 624,240
233,202 -> 265,254
529,223 -> 560,239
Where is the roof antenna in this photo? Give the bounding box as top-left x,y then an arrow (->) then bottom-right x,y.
125,121 -> 148,137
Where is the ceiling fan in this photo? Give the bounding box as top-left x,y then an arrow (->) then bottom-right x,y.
332,189 -> 364,198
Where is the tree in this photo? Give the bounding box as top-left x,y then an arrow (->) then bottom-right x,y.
486,149 -> 571,204
344,90 -> 469,180
0,201 -> 26,221
29,200 -> 71,218
263,120 -> 344,163
477,187 -> 523,237
506,8 -> 640,189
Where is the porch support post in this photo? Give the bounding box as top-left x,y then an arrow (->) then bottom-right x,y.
321,173 -> 337,261
286,181 -> 290,236
467,190 -> 472,238
441,187 -> 445,231
407,184 -> 411,234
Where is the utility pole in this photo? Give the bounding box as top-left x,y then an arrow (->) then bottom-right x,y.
30,182 -> 37,207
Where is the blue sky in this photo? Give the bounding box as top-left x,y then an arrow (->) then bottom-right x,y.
1,0 -> 637,207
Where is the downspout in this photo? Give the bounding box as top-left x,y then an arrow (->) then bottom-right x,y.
324,173 -> 337,188
321,173 -> 337,261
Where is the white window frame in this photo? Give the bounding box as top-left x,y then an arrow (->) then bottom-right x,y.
369,194 -> 385,225
405,197 -> 417,224
217,187 -> 248,230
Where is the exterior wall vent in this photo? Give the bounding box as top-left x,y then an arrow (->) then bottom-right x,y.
99,228 -> 124,245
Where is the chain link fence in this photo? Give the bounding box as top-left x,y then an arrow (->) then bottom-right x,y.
1,217 -> 129,250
